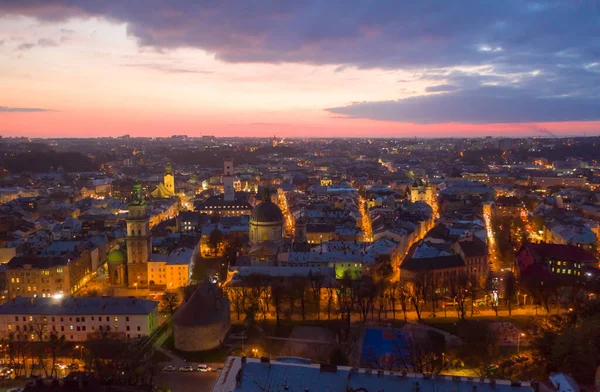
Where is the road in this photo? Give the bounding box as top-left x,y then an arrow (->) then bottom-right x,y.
157,368 -> 219,392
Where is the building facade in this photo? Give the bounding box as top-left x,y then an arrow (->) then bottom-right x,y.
0,297 -> 159,342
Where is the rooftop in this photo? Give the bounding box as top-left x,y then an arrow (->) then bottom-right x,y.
212,356 -> 534,392
0,297 -> 158,316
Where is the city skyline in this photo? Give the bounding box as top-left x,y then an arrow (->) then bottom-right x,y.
1,1 -> 600,138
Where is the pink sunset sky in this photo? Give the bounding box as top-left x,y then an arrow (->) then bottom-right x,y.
1,2 -> 599,138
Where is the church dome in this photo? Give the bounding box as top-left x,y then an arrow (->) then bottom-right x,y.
107,249 -> 126,263
251,200 -> 283,223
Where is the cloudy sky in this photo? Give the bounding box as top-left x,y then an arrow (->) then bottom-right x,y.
0,1 -> 599,138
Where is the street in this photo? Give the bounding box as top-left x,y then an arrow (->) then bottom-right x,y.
157,366 -> 219,392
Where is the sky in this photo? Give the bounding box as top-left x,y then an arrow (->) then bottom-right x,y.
0,1 -> 599,138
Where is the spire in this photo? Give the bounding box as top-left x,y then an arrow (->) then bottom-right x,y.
129,181 -> 145,206
165,162 -> 172,176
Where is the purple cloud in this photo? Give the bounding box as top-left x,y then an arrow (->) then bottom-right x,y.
2,0 -> 599,124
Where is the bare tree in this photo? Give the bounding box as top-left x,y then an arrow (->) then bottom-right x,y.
357,275 -> 377,323
337,270 -> 360,329
326,285 -> 336,320
271,280 -> 285,327
308,271 -> 325,319
226,286 -> 245,320
393,330 -> 446,373
447,272 -> 470,320
161,292 -> 180,315
484,271 -> 499,317
504,272 -> 517,316
427,271 -> 440,318
408,271 -> 428,322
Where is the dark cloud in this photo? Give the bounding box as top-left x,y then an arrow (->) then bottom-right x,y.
0,106 -> 55,112
121,63 -> 212,74
2,0 -> 600,123
327,86 -> 600,124
16,38 -> 59,50
37,38 -> 58,47
16,42 -> 36,51
425,84 -> 459,93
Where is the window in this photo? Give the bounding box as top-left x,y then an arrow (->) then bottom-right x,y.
137,326 -> 141,331
29,316 -> 32,322
76,326 -> 80,331
81,317 -> 85,322
76,317 -> 79,322
91,317 -> 94,321
126,317 -> 129,322
106,317 -> 109,322
70,325 -> 73,330
114,317 -> 118,322
126,326 -> 130,331
61,326 -> 64,332
51,317 -> 55,322
14,316 -> 18,322
82,326 -> 86,331
16,325 -> 19,331
7,325 -> 11,331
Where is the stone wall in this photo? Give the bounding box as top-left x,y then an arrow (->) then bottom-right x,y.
173,314 -> 231,352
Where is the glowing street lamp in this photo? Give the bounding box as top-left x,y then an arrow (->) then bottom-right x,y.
517,333 -> 525,355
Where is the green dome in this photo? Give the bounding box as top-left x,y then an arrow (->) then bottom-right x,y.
107,249 -> 126,263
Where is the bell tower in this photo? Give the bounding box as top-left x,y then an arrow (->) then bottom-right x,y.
126,182 -> 151,288
223,157 -> 235,202
164,162 -> 175,195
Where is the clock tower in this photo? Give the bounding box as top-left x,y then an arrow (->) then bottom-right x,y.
126,182 -> 151,288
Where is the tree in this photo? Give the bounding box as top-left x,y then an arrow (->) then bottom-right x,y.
356,275 -> 377,323
484,271 -> 499,317
161,292 -> 180,315
447,272 -> 470,320
271,280 -> 285,327
47,332 -> 67,378
457,321 -> 501,377
408,272 -> 428,322
503,272 -> 517,316
393,330 -> 446,373
325,286 -> 336,320
308,271 -> 325,319
226,286 -> 245,321
337,271 -> 359,329
208,229 -> 224,256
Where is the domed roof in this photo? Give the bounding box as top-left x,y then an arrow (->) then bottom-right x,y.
174,280 -> 230,327
106,249 -> 126,263
251,200 -> 283,223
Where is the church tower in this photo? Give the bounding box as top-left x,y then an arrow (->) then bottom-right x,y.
126,182 -> 151,288
164,162 -> 175,195
223,157 -> 235,202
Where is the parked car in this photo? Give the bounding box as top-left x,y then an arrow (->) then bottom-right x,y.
66,363 -> 79,370
178,365 -> 194,372
162,365 -> 176,372
197,364 -> 212,372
